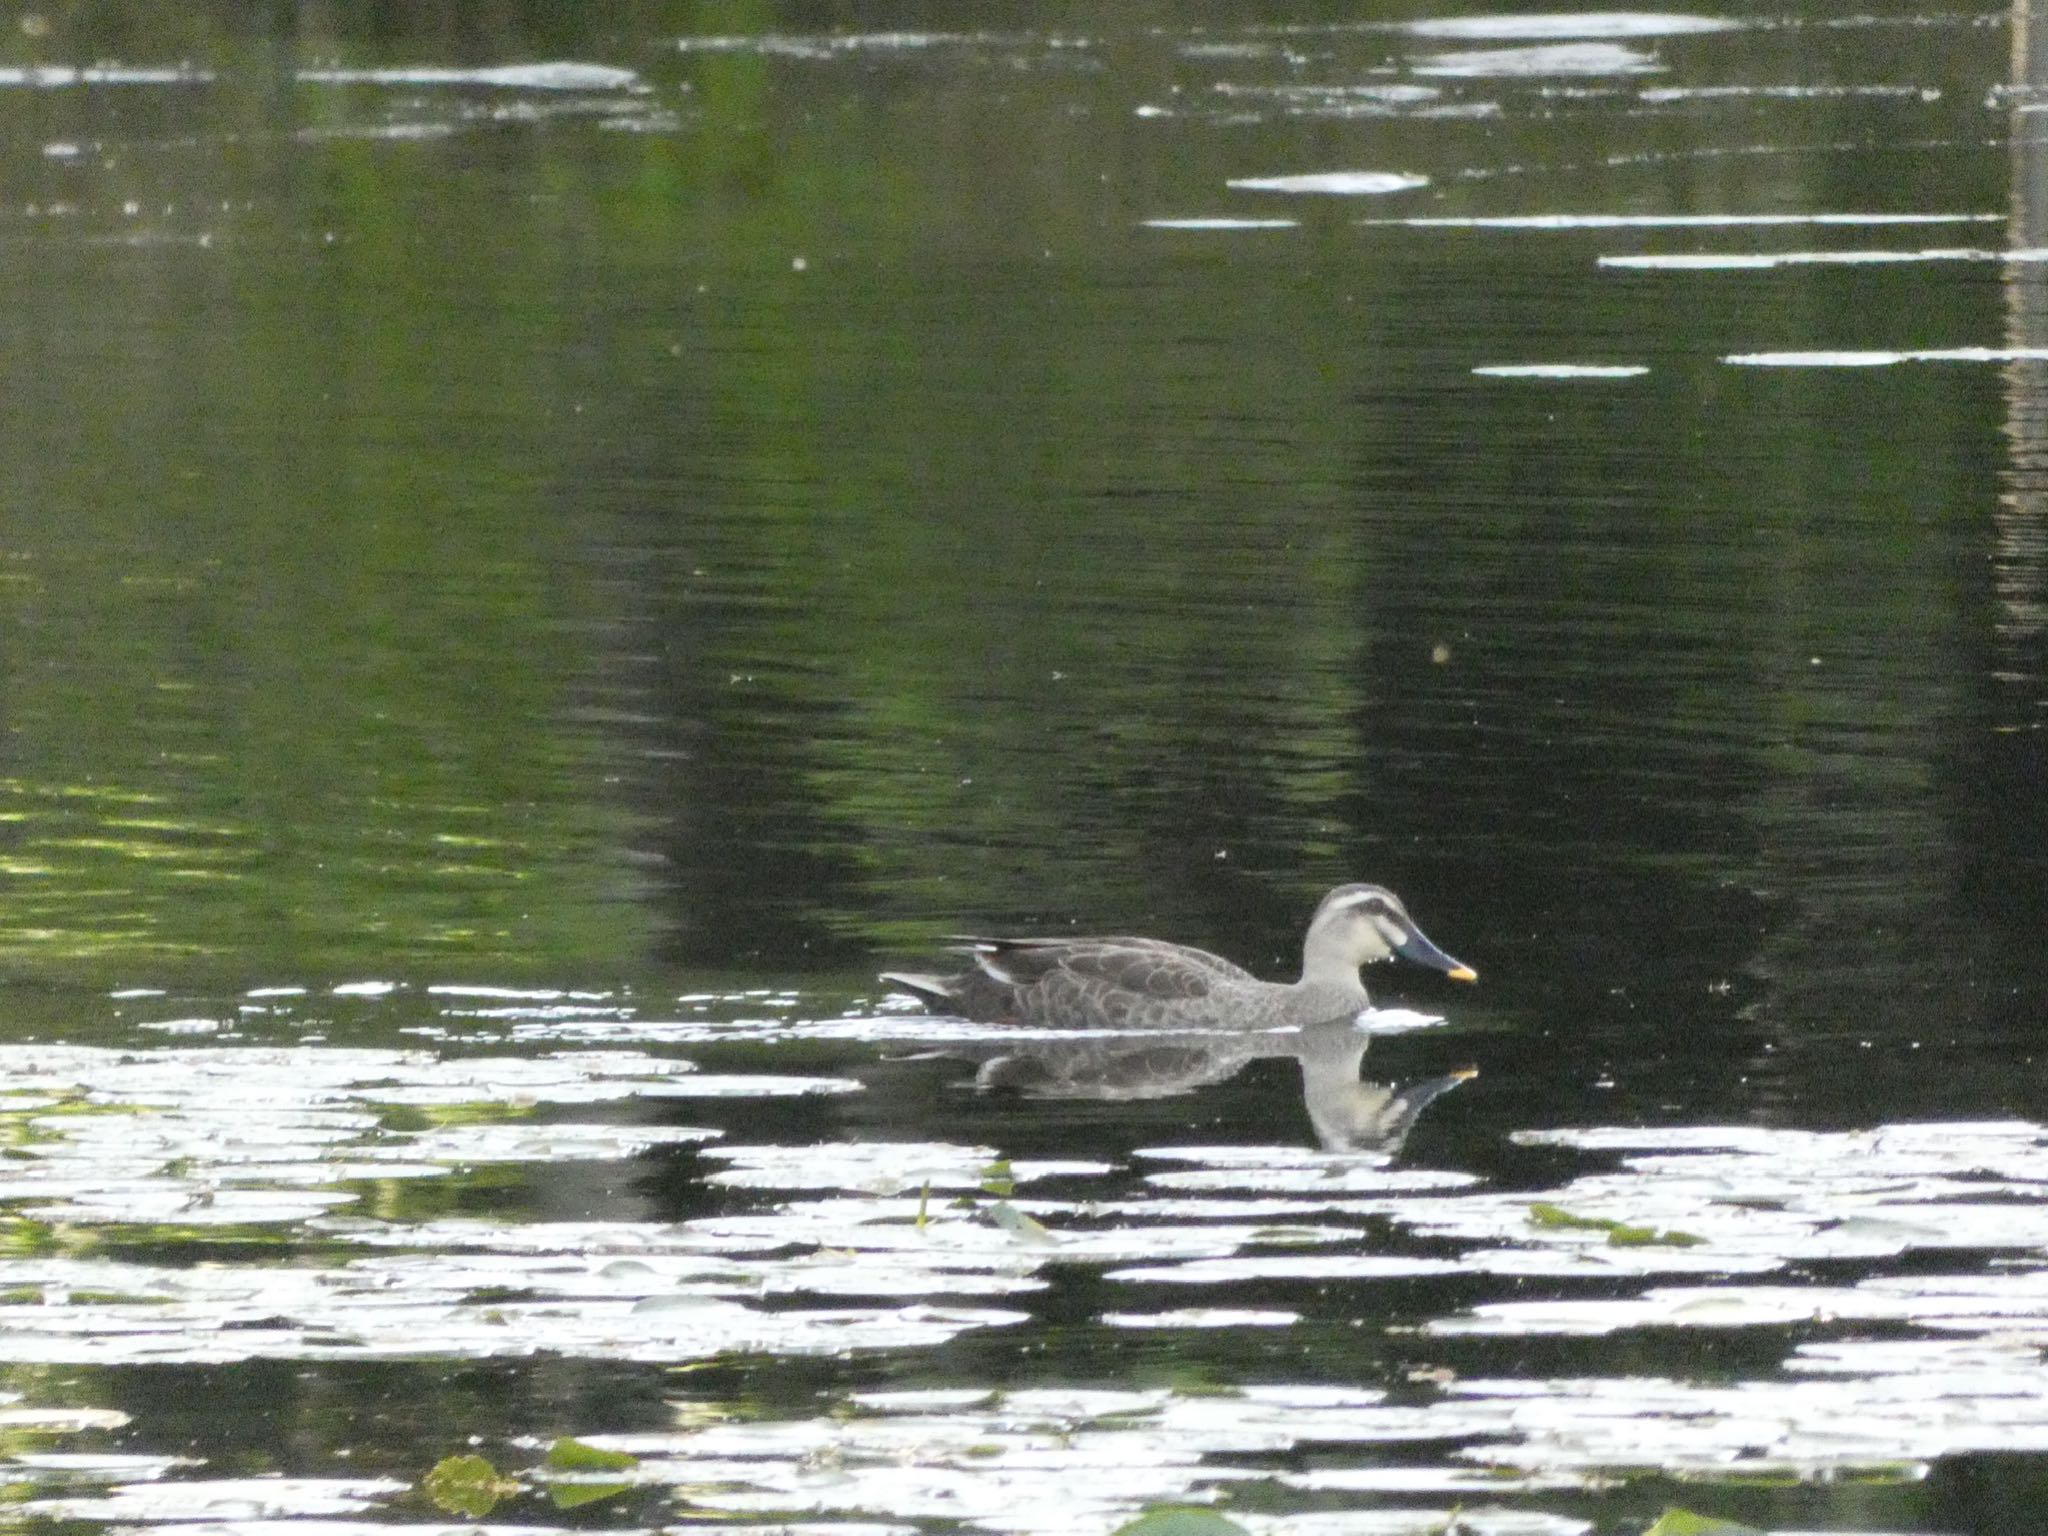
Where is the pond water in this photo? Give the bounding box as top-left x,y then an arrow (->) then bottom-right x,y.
3,2 -> 2048,1533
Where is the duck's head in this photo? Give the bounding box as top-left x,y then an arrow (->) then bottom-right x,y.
1303,883 -> 1477,985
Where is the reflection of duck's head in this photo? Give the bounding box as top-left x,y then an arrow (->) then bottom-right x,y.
1304,884 -> 1479,988
1294,1014 -> 1477,1154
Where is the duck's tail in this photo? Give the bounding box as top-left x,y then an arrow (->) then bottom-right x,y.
878,971 -> 959,1011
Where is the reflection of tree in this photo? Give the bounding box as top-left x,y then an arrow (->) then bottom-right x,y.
1964,0 -> 2048,1058
0,22 -> 662,983
0,0 -> 2032,1048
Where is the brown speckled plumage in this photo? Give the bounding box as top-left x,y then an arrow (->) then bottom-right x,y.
882,882 -> 1474,1032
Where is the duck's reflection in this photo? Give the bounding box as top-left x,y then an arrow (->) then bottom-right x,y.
952,1014 -> 1475,1155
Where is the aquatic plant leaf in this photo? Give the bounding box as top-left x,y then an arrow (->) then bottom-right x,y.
422,1454 -> 519,1518
1528,1203 -> 1704,1247
543,1438 -> 638,1472
1642,1508 -> 1763,1536
1110,1507 -> 1250,1536
545,1480 -> 632,1509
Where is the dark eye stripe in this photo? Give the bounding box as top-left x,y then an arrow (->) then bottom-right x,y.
1334,894 -> 1392,919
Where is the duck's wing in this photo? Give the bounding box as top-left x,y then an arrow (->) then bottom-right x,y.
954,936 -> 1256,992
948,936 -> 1261,1027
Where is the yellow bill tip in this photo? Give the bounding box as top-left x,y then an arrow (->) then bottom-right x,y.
1446,964 -> 1479,983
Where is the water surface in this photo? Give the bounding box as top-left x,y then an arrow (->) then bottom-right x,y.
1,3 -> 2046,1533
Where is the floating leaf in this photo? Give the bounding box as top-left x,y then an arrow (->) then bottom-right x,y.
543,1438 -> 637,1473
1528,1202 -> 1703,1247
1110,1506 -> 1251,1536
547,1480 -> 632,1510
1643,1507 -> 1765,1536
1611,1223 -> 1704,1248
421,1453 -> 518,1518
1529,1202 -> 1614,1231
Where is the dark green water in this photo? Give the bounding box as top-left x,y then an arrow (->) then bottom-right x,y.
1,4 -> 2047,1534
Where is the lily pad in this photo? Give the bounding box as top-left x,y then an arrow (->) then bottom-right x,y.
422,1454 -> 519,1519
543,1438 -> 638,1473
1111,1508 -> 1250,1536
1643,1508 -> 1764,1536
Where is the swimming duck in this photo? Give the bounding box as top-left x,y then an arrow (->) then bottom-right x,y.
881,882 -> 1476,1031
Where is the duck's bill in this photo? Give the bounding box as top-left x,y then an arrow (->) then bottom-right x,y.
1394,927 -> 1479,982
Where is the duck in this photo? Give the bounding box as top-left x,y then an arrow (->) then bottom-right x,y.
880,882 -> 1476,1032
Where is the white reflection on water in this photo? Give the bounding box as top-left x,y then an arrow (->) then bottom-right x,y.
1226,171 -> 1430,194
24,1478 -> 409,1522
1411,42 -> 1665,78
4,1032 -> 2048,1513
674,31 -> 1018,57
1362,212 -> 1998,228
1640,83 -> 1941,102
702,1139 -> 1111,1192
1473,364 -> 1650,378
0,1042 -> 856,1226
554,1385 -> 1620,1533
0,62 -> 644,91
294,64 -> 644,91
1729,346 -> 2048,366
1141,218 -> 1300,230
1404,14 -> 1741,41
1605,246 -> 2048,268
